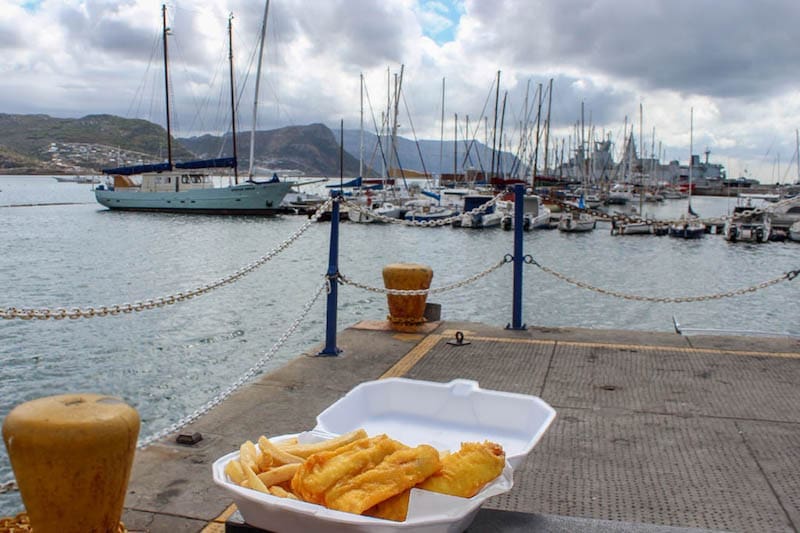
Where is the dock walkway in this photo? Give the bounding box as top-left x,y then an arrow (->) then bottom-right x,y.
122,321 -> 800,532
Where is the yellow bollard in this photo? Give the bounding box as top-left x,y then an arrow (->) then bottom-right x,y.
2,393 -> 140,533
382,263 -> 434,331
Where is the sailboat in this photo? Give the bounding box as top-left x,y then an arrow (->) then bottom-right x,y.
95,3 -> 291,215
613,104 -> 654,235
669,108 -> 706,239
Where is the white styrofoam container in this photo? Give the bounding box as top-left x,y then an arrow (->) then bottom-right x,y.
212,378 -> 556,532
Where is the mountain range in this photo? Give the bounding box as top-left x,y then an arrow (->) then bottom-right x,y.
0,113 -> 519,178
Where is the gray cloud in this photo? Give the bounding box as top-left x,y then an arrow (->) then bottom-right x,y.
467,0 -> 800,99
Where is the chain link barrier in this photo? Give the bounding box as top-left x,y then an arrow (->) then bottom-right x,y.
0,480 -> 16,495
546,193 -> 799,229
0,199 -> 333,321
528,257 -> 799,303
341,189 -> 505,227
0,279 -> 329,494
338,257 -> 510,295
136,278 -> 328,449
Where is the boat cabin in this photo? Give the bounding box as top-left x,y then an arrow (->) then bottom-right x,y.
140,172 -> 214,192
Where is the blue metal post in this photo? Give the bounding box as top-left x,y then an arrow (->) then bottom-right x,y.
319,196 -> 341,355
507,184 -> 526,330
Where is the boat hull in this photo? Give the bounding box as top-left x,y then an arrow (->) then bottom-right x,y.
668,225 -> 706,239
94,181 -> 292,215
723,221 -> 770,243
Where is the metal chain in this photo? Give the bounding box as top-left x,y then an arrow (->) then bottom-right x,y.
338,257 -> 509,296
0,480 -> 16,494
550,194 -> 799,228
0,199 -> 333,321
136,278 -> 328,449
529,259 -> 799,303
341,190 -> 506,227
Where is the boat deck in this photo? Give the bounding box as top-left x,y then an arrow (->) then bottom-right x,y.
121,320 -> 800,532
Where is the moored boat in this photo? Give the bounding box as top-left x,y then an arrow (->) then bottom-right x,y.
723,197 -> 771,243
558,211 -> 595,232
668,216 -> 706,239
611,219 -> 654,235
501,195 -> 551,231
454,195 -> 502,228
95,5 -> 291,215
95,166 -> 291,215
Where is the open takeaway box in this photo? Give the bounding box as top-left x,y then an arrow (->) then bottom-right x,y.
212,378 -> 556,532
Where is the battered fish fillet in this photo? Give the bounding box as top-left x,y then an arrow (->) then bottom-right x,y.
324,444 -> 442,515
418,441 -> 505,497
366,441 -> 505,522
290,435 -> 404,504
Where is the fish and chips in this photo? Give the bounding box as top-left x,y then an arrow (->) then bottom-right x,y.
224,431 -> 506,523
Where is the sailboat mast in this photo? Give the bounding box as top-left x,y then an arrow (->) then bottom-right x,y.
498,91 -> 507,178
453,113 -> 458,180
161,4 -> 173,172
532,83 -> 543,182
796,129 -> 799,184
688,107 -> 694,209
639,102 -> 643,215
248,0 -> 270,179
390,65 -> 404,183
439,77 -> 445,184
227,14 -> 239,184
490,70 -> 500,179
359,73 -> 364,179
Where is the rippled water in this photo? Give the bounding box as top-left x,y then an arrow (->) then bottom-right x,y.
1,176 -> 798,514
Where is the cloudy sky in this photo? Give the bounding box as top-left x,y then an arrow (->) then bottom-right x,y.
2,0 -> 800,183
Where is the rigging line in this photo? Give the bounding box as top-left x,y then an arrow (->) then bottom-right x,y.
458,118 -> 481,172
363,81 -> 390,178
401,92 -> 432,181
126,32 -> 161,121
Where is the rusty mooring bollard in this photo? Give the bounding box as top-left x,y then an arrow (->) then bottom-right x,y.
2,393 -> 140,533
382,262 -> 434,331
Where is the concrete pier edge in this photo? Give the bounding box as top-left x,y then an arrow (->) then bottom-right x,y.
120,320 -> 800,532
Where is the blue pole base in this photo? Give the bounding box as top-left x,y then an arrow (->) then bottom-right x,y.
505,323 -> 527,331
316,346 -> 342,357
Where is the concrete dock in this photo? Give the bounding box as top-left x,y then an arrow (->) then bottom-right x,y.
120,320 -> 800,532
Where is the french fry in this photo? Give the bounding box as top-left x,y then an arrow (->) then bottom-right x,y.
256,463 -> 300,486
269,485 -> 298,499
258,436 -> 303,464
239,440 -> 259,471
257,450 -> 274,472
279,429 -> 368,459
224,459 -> 247,485
276,437 -> 299,448
243,463 -> 269,493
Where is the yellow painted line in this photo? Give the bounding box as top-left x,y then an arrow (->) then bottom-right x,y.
203,503 -> 238,532
465,335 -> 800,359
381,334 -> 445,378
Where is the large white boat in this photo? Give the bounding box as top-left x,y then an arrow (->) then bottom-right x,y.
723,197 -> 771,243
95,5 -> 291,215
501,195 -> 551,231
766,196 -> 800,230
95,167 -> 291,215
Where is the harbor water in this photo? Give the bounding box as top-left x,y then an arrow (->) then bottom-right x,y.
1,175 -> 798,515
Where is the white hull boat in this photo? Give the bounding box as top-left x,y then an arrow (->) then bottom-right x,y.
95,173 -> 292,215
611,220 -> 654,235
558,212 -> 596,232
351,202 -> 403,223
